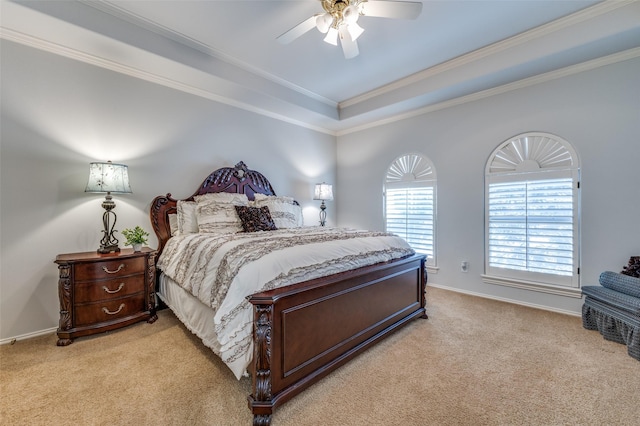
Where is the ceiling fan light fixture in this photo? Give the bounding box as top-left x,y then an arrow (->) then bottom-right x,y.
346,21 -> 364,41
343,4 -> 360,24
316,13 -> 333,33
324,26 -> 339,45
277,0 -> 423,58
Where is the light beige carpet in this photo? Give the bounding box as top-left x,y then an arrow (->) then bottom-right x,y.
1,287 -> 639,426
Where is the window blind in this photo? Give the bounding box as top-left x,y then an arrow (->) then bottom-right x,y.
488,178 -> 574,277
385,187 -> 434,258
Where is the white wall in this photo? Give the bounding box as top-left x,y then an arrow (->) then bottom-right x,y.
0,40 -> 336,341
337,58 -> 640,315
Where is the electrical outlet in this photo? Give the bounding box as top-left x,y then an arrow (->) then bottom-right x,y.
461,261 -> 469,272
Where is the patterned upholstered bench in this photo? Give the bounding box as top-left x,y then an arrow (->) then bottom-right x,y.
582,271 -> 640,361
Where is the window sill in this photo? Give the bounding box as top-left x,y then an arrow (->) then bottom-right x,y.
481,274 -> 582,298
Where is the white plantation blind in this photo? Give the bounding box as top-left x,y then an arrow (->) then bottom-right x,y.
385,154 -> 436,265
488,178 -> 574,276
386,186 -> 434,258
485,133 -> 580,289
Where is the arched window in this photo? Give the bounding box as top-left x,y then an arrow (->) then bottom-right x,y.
384,154 -> 436,266
484,132 -> 581,295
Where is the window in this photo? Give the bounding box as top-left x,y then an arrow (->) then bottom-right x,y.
484,133 -> 580,295
384,154 -> 436,266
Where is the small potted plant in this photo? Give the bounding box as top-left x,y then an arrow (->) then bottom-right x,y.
121,226 -> 149,252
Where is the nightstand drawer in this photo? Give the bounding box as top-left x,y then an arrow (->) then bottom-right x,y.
74,256 -> 145,281
74,275 -> 145,303
74,294 -> 146,326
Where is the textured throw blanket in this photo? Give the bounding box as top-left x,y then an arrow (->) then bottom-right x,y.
157,227 -> 414,379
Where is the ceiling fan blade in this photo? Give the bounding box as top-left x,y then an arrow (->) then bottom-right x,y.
360,1 -> 423,20
277,15 -> 318,44
339,26 -> 359,59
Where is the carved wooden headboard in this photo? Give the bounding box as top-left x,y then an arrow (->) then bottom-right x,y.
149,161 -> 277,255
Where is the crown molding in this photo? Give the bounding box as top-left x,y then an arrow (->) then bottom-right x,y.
85,0 -> 338,109
0,26 -> 338,136
337,47 -> 640,136
340,0 -> 635,110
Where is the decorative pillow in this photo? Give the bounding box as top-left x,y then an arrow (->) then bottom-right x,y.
252,197 -> 303,228
168,213 -> 179,237
176,201 -> 198,234
195,193 -> 248,234
599,270 -> 640,299
235,206 -> 277,232
621,256 -> 640,278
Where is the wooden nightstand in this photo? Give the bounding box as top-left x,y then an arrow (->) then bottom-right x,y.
54,247 -> 157,346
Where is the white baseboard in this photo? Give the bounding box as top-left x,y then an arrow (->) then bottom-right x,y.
427,283 -> 582,317
0,327 -> 57,346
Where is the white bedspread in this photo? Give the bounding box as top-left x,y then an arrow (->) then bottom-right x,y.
157,227 -> 414,379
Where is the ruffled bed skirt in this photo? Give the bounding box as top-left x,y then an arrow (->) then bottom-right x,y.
582,301 -> 640,361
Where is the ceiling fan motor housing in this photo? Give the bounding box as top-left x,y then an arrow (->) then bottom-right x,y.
322,0 -> 364,21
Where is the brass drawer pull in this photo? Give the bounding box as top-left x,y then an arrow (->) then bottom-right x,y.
102,264 -> 125,274
102,303 -> 125,315
102,283 -> 125,294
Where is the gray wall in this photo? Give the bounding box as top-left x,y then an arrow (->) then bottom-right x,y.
336,57 -> 640,315
2,39 -> 639,342
0,40 -> 336,341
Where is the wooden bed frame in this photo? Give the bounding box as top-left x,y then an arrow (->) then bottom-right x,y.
150,161 -> 427,425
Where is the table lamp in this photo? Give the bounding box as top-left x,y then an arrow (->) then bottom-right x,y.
85,161 -> 132,253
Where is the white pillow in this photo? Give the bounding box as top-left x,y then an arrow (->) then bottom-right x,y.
194,192 -> 249,205
253,193 -> 296,205
168,213 -> 179,237
195,193 -> 248,234
177,201 -> 198,234
252,197 -> 303,228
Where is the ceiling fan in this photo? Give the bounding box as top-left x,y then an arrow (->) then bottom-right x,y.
277,0 -> 423,59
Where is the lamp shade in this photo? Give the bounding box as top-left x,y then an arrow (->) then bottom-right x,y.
316,12 -> 333,33
85,161 -> 132,194
313,183 -> 333,201
323,27 -> 339,45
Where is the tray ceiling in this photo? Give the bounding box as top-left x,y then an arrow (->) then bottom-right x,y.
2,0 -> 639,134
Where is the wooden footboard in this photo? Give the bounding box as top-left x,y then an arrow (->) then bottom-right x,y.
247,254 -> 427,425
